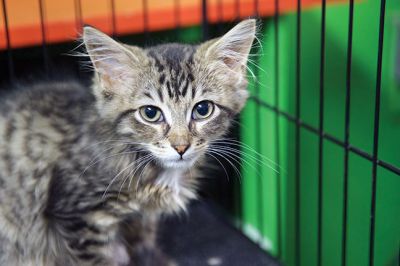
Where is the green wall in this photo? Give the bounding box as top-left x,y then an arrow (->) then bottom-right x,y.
240,0 -> 400,265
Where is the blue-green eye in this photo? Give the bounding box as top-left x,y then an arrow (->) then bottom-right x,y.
192,101 -> 214,120
139,106 -> 163,122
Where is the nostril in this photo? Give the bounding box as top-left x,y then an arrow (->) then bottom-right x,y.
173,145 -> 189,156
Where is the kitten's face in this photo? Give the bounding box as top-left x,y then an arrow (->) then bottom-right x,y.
117,44 -> 239,169
83,20 -> 256,169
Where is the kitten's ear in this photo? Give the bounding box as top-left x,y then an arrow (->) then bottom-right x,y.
202,19 -> 256,73
82,26 -> 145,87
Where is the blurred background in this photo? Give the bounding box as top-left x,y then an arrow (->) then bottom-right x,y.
0,0 -> 399,265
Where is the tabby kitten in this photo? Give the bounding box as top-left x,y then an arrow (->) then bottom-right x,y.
0,19 -> 256,265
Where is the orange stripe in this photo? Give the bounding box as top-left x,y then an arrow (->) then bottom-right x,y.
0,0 -> 347,49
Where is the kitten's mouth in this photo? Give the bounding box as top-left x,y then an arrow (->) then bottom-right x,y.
162,157 -> 196,169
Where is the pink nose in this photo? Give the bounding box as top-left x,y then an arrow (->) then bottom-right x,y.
173,145 -> 189,156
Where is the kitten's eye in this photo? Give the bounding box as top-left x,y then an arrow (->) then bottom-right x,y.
139,106 -> 163,122
192,101 -> 214,120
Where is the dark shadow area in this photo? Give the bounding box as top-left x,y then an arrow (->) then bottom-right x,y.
159,201 -> 280,266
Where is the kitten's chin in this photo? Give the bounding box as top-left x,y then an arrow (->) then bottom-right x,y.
160,158 -> 195,169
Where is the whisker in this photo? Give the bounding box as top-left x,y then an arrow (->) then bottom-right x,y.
208,147 -> 264,178
81,143 -> 139,174
212,138 -> 283,170
205,151 -> 231,182
211,144 -> 279,174
79,149 -> 145,178
102,160 -> 138,199
207,150 -> 243,183
118,154 -> 154,197
133,157 -> 155,190
132,155 -> 156,191
79,139 -> 143,151
208,148 -> 249,179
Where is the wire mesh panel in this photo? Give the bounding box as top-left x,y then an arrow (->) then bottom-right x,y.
0,0 -> 399,266
240,0 -> 400,266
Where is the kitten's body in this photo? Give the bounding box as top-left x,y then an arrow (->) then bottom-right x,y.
0,20 -> 255,265
0,58 -> 196,266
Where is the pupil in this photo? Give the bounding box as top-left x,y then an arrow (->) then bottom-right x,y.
197,102 -> 209,116
145,107 -> 156,118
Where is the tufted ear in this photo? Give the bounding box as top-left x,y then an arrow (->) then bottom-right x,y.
203,19 -> 256,73
82,26 -> 145,89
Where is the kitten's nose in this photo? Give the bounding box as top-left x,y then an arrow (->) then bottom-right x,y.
173,145 -> 189,156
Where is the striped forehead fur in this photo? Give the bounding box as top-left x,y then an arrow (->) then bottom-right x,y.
81,19 -> 257,102
146,44 -> 196,101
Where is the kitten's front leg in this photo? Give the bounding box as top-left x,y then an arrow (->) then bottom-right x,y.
119,214 -> 176,266
50,214 -> 130,266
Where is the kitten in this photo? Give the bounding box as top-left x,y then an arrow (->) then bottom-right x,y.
0,19 -> 256,265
